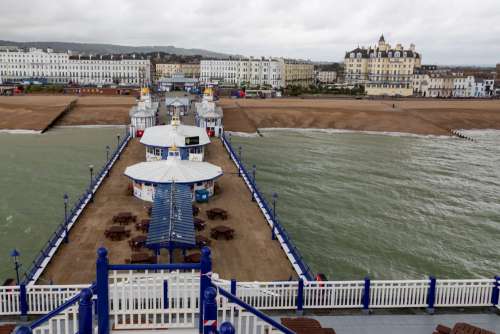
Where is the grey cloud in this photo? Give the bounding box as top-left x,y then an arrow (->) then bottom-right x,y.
1,0 -> 499,65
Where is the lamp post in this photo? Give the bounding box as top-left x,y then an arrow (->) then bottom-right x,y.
272,192 -> 278,240
106,145 -> 110,162
10,249 -> 21,285
64,193 -> 69,243
89,164 -> 94,202
251,164 -> 256,201
116,134 -> 121,149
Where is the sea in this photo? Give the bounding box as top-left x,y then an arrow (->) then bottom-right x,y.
231,129 -> 500,280
0,127 -> 127,283
0,127 -> 499,283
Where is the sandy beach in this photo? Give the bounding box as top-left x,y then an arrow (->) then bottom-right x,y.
218,98 -> 500,135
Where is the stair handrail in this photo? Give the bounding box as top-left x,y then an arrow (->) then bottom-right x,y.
214,284 -> 296,334
17,283 -> 95,333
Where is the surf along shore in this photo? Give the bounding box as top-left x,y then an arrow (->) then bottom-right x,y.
219,98 -> 500,136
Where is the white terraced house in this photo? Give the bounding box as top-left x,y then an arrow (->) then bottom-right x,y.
200,57 -> 283,88
0,47 -> 151,86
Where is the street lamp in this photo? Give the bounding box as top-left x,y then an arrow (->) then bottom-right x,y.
89,164 -> 94,202
106,145 -> 110,161
116,134 -> 121,149
271,192 -> 278,240
10,249 -> 21,285
63,193 -> 69,243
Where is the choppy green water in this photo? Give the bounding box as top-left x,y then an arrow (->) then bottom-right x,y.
0,127 -> 126,283
232,129 -> 500,280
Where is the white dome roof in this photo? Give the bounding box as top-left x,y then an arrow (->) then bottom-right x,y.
125,159 -> 223,184
140,124 -> 210,147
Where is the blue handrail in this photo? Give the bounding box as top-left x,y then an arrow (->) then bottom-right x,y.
216,285 -> 296,334
29,283 -> 95,330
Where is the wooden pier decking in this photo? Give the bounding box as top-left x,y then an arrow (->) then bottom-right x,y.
40,136 -> 295,284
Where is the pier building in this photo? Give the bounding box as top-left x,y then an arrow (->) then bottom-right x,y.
140,116 -> 210,161
165,95 -> 191,116
129,88 -> 158,137
124,146 -> 223,202
195,100 -> 223,137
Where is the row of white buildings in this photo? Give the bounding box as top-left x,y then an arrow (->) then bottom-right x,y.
199,57 -> 314,88
0,47 -> 151,86
413,73 -> 496,98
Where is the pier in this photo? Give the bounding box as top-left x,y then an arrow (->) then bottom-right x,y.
40,136 -> 296,284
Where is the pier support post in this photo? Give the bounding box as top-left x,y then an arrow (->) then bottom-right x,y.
296,278 -> 304,315
199,247 -> 212,334
426,276 -> 436,314
362,277 -> 371,314
19,283 -> 28,320
491,276 -> 499,311
78,288 -> 93,334
203,287 -> 218,334
96,248 -> 109,334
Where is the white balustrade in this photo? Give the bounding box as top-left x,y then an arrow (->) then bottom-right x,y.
236,281 -> 299,310
0,286 -> 20,315
109,270 -> 199,329
434,279 -> 494,307
369,280 -> 429,308
32,305 -> 78,334
304,281 -> 365,309
27,285 -> 87,314
218,295 -> 277,334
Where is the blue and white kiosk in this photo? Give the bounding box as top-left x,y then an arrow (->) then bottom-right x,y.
140,116 -> 210,162
195,100 -> 223,137
129,88 -> 159,137
124,146 -> 223,202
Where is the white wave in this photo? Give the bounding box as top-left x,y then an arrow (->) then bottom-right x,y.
224,131 -> 260,138
54,125 -> 127,129
0,129 -> 41,134
259,127 -> 451,139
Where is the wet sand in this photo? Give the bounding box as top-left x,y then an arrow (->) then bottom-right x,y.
219,98 -> 500,135
41,138 -> 296,284
0,96 -> 76,131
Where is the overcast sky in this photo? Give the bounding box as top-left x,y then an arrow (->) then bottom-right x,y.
2,0 -> 500,65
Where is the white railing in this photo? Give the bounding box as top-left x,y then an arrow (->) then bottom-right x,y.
370,280 -> 429,308
0,277 -> 498,319
0,286 -> 21,315
304,281 -> 365,309
27,285 -> 87,314
218,296 -> 276,334
32,304 -> 79,334
109,270 -> 199,329
435,279 -> 494,307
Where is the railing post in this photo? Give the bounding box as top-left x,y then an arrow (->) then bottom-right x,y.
78,288 -> 93,334
19,283 -> 28,319
230,279 -> 237,296
362,276 -> 370,314
219,322 -> 236,334
203,287 -> 218,334
96,247 -> 109,334
491,276 -> 499,308
14,326 -> 32,334
427,276 -> 436,314
296,278 -> 304,315
199,247 -> 212,334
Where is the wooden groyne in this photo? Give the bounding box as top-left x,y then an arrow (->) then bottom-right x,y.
40,99 -> 77,133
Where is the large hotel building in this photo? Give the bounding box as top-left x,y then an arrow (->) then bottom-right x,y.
344,35 -> 421,96
0,47 -> 151,86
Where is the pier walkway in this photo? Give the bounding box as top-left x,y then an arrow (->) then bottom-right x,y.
40,137 -> 295,284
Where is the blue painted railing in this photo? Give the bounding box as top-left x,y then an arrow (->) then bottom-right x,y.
16,285 -> 95,334
22,131 -> 131,285
221,133 -> 314,281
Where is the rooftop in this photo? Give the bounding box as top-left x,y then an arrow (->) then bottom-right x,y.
140,124 -> 210,148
